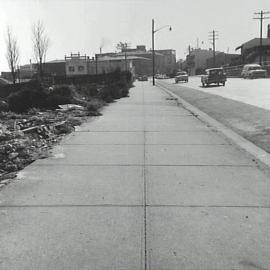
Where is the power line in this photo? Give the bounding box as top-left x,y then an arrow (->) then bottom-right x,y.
209,30 -> 219,67
253,10 -> 270,65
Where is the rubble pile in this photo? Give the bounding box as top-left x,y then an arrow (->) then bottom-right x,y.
0,108 -> 88,183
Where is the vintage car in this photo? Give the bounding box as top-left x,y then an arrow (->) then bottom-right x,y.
241,64 -> 267,79
137,75 -> 148,81
175,71 -> 188,83
201,68 -> 226,87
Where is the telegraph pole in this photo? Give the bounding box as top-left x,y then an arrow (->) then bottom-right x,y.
253,11 -> 270,65
209,30 -> 218,68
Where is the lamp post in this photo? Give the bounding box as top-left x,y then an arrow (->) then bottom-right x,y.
152,19 -> 172,86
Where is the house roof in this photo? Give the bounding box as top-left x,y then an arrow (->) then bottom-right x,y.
236,38 -> 270,51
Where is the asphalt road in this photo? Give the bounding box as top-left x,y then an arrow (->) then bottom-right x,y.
156,77 -> 270,153
180,76 -> 270,110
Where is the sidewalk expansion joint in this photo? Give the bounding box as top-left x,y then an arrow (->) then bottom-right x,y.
61,143 -> 231,146
30,164 -> 254,167
1,204 -> 270,209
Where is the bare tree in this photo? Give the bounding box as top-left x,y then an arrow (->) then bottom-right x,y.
116,42 -> 130,71
6,26 -> 19,84
32,20 -> 49,79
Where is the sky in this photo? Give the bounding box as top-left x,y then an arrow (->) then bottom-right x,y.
0,0 -> 269,72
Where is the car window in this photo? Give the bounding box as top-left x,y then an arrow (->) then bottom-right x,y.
249,66 -> 261,70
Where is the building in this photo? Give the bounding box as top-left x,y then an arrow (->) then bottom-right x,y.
65,53 -> 91,76
206,52 -> 240,69
96,45 -> 177,76
184,48 -> 218,75
156,49 -> 177,75
44,60 -> 66,76
236,37 -> 270,65
90,55 -> 136,75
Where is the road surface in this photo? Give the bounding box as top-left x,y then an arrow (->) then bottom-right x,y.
174,76 -> 270,110
157,77 -> 270,153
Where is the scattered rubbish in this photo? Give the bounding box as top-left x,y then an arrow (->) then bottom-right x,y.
58,104 -> 84,111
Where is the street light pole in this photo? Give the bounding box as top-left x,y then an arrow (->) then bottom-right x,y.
152,19 -> 155,85
151,19 -> 172,86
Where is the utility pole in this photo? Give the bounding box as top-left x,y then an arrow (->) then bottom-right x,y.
209,30 -> 218,68
95,54 -> 98,75
253,10 -> 270,66
152,19 -> 155,85
151,19 -> 172,86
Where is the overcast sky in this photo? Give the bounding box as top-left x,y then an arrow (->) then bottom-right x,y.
0,0 -> 269,71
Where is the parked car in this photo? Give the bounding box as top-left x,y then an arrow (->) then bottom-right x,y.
175,71 -> 188,83
241,64 -> 267,79
138,75 -> 148,81
201,68 -> 226,87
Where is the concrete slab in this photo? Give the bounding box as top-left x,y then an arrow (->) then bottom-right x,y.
144,110 -> 192,118
77,117 -> 144,132
145,131 -> 229,145
35,145 -> 144,165
147,207 -> 270,270
146,166 -> 270,206
0,207 -> 144,270
62,131 -> 144,145
145,117 -> 209,131
146,145 -> 253,165
0,166 -> 144,205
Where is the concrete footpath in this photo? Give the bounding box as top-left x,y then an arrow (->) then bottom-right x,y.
1,81 -> 270,270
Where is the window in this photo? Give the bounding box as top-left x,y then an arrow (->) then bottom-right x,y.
78,66 -> 84,71
68,66 -> 75,72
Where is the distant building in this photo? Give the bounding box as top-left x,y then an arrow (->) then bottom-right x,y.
65,53 -> 90,76
90,55 -> 136,75
184,48 -> 217,75
97,45 -> 177,76
44,60 -> 66,76
206,52 -> 240,69
236,37 -> 270,64
156,49 -> 177,75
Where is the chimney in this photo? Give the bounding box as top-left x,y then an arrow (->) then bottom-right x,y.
268,24 -> 270,38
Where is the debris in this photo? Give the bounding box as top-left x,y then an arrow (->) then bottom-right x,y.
58,104 -> 84,111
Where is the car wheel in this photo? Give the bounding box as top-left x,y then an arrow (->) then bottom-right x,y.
222,82 -> 225,86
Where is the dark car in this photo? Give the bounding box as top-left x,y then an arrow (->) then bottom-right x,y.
201,68 -> 227,87
175,71 -> 188,83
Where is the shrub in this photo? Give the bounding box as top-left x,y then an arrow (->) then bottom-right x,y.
98,86 -> 113,103
46,94 -> 72,109
51,85 -> 74,98
7,88 -> 48,113
0,100 -> 9,112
